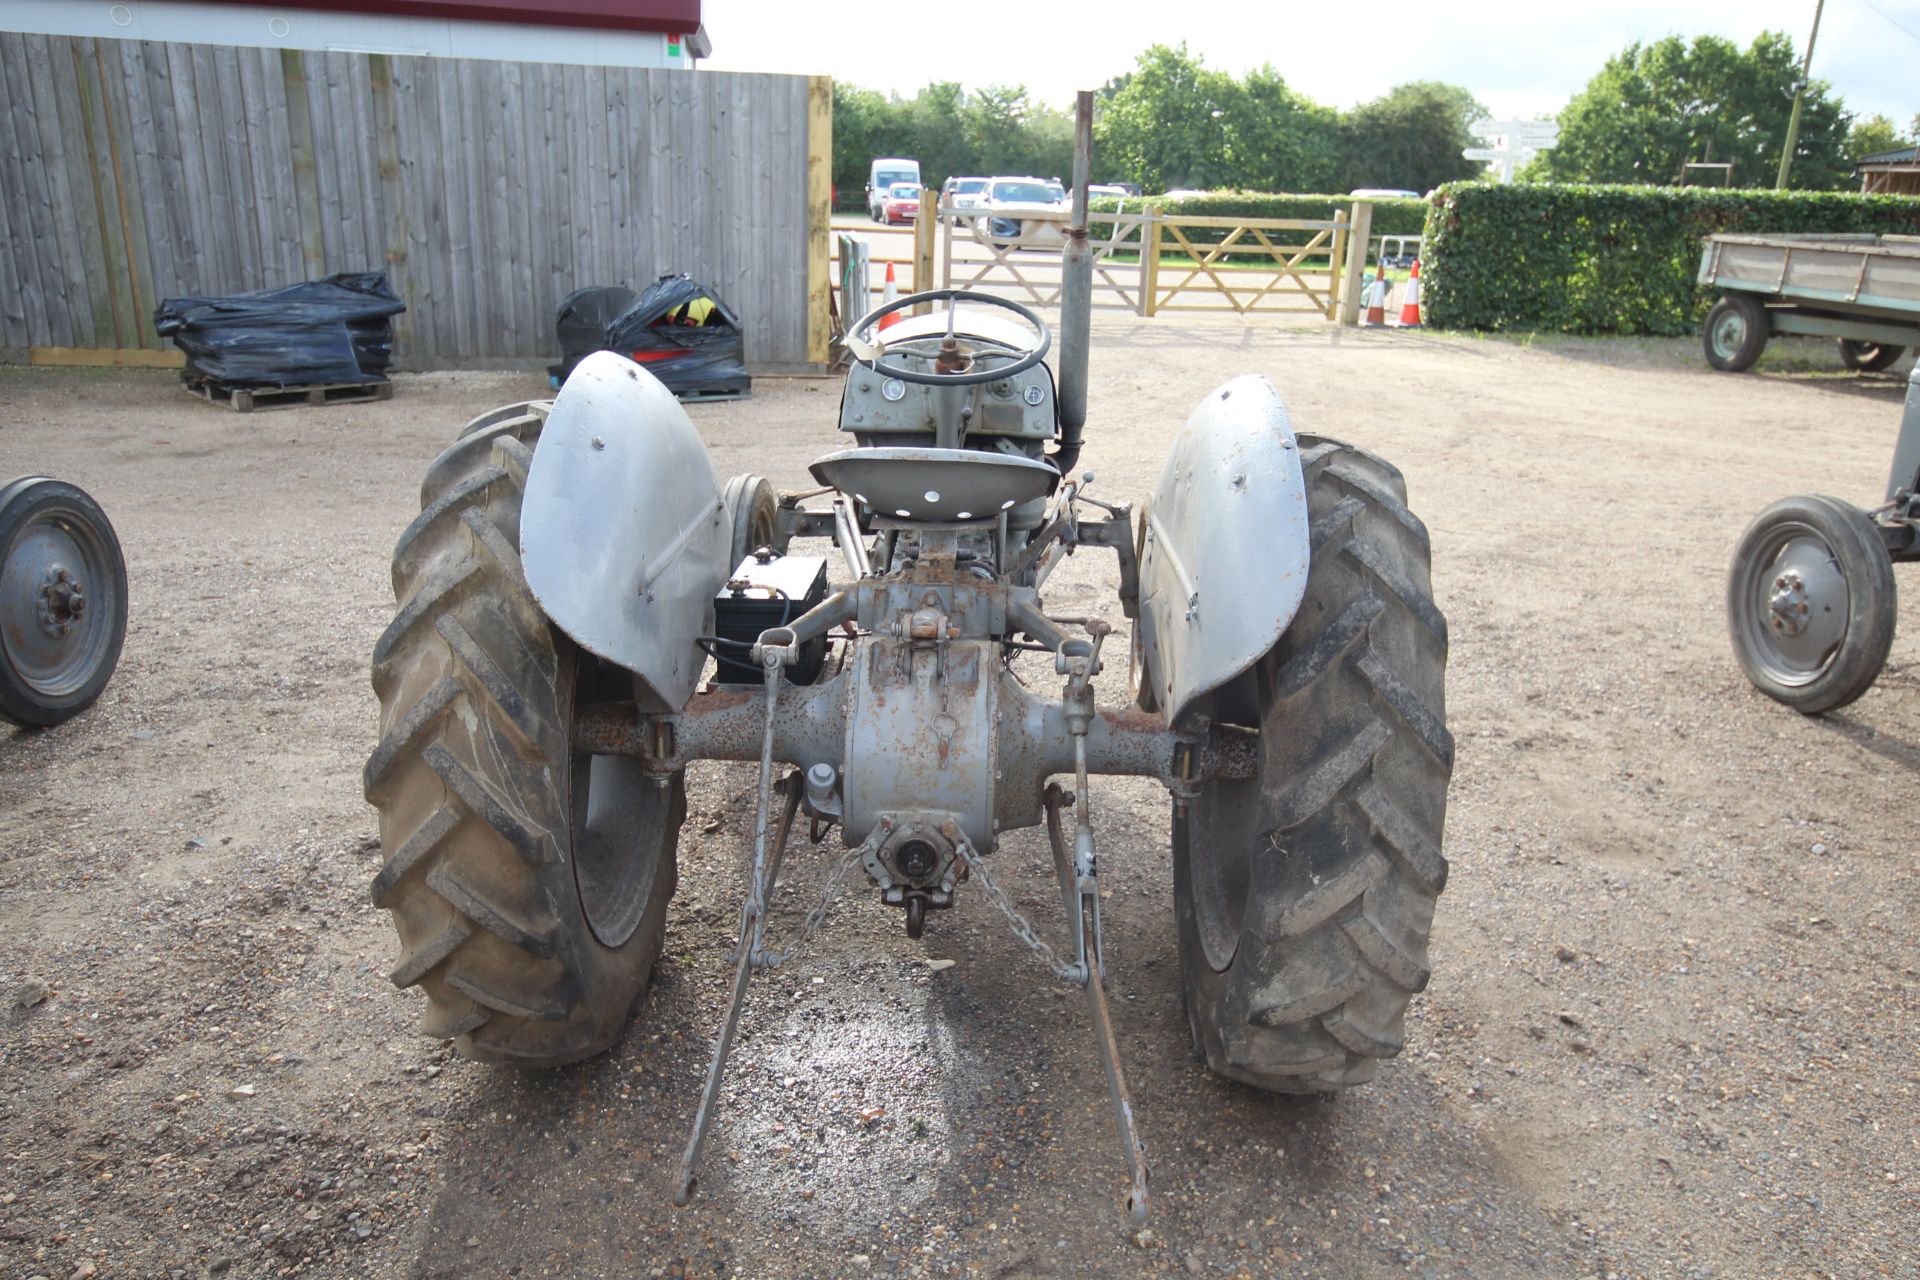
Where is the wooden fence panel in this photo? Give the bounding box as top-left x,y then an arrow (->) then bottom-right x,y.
1,33 -> 822,367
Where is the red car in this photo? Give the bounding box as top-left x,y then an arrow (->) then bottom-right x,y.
880,183 -> 921,225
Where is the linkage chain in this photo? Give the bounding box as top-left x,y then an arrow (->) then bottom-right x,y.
755,843 -> 868,969
952,838 -> 1078,982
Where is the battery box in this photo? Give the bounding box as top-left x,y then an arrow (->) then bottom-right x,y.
710,552 -> 829,685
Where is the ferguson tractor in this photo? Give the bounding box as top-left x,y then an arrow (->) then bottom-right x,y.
364,100 -> 1451,1221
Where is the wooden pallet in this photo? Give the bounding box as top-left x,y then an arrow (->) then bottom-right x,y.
180,373 -> 393,413
673,385 -> 753,403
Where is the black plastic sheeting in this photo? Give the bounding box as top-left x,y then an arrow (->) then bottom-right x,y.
153,272 -> 406,388
549,274 -> 750,397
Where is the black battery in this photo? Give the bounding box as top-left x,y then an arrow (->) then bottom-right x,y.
710,552 -> 829,685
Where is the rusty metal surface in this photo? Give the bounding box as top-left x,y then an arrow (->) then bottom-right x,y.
1137,374 -> 1310,725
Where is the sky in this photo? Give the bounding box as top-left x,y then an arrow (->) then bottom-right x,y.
701,0 -> 1919,129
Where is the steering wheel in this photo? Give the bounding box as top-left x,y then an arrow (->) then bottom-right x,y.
846,288 -> 1052,387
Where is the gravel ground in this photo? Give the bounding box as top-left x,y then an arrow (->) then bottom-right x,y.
0,320 -> 1915,1280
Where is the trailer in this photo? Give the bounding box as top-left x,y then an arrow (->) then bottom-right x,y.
1697,233 -> 1920,373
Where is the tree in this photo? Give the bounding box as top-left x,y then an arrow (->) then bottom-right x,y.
1848,113 -> 1912,161
1094,44 -> 1242,191
1537,32 -> 1851,189
1222,66 -> 1341,192
1336,81 -> 1485,192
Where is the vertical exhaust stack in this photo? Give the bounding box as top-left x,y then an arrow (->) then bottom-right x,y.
1053,90 -> 1094,476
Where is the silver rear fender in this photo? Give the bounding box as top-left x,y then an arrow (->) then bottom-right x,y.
521,351 -> 731,712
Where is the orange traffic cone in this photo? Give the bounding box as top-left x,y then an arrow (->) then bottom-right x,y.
1363,263 -> 1388,327
1397,259 -> 1422,328
878,262 -> 901,330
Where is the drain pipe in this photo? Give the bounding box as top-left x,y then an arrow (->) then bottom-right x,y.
1052,90 -> 1093,476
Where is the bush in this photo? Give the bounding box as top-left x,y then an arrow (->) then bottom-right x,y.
1420,183 -> 1920,334
1088,191 -> 1429,245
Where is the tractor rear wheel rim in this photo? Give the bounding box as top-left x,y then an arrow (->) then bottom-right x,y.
1739,525 -> 1850,686
571,734 -> 668,949
2,507 -> 118,699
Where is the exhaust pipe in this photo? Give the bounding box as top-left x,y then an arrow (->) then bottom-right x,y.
1053,89 -> 1093,476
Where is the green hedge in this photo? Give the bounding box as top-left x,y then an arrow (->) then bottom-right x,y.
1089,192 -> 1428,245
1420,183 -> 1920,334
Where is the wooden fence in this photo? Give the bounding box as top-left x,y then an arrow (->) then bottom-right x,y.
0,32 -> 831,368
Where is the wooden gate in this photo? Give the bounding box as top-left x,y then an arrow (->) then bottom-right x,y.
939,203 -> 1373,322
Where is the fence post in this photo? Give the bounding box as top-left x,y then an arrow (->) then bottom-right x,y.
1338,201 -> 1373,326
1326,207 -> 1348,323
805,75 -> 833,366
913,206 -> 936,314
1142,205 -> 1161,317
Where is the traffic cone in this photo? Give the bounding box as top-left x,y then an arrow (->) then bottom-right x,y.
1363,264 -> 1387,327
1397,260 -> 1422,328
878,262 -> 901,331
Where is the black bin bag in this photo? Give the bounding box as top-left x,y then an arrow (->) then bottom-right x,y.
549,274 -> 750,398
154,272 -> 406,388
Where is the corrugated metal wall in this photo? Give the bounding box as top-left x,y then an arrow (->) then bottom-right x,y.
0,31 -> 821,367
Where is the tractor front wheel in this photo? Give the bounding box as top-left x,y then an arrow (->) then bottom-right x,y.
1174,437 -> 1451,1092
364,403 -> 684,1066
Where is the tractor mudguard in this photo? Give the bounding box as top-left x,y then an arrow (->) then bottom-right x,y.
521,351 -> 731,712
1137,374 -> 1310,726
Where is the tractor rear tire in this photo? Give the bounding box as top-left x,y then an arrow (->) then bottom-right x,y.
1838,339 -> 1905,373
1174,436 -> 1451,1093
365,403 -> 684,1066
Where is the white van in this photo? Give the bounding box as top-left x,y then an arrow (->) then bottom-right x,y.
867,157 -> 921,221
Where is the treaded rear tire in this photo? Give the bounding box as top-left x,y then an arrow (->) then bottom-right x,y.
1174,435 -> 1451,1092
365,402 -> 683,1066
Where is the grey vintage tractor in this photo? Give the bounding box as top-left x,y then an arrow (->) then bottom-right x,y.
363,106 -> 1452,1221
0,477 -> 128,729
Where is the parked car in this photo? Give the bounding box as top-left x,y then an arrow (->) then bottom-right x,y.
867,157 -> 921,221
880,183 -> 921,225
971,176 -> 1069,250
1088,183 -> 1131,203
940,176 -> 989,223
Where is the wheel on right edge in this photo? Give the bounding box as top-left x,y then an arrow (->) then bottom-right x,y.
1174,436 -> 1451,1093
1703,293 -> 1769,372
1726,494 -> 1896,714
1838,340 -> 1905,373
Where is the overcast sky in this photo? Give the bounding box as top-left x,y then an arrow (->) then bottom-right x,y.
702,0 -> 1918,128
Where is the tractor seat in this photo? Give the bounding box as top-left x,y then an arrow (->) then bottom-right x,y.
809,447 -> 1057,524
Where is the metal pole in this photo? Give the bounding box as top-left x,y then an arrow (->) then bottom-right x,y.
1054,90 -> 1093,473
1775,0 -> 1826,190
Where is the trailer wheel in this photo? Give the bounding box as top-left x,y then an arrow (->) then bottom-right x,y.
1727,494 -> 1896,715
365,407 -> 683,1066
1704,294 -> 1769,372
1174,439 -> 1451,1093
1838,340 -> 1905,373
0,478 -> 129,728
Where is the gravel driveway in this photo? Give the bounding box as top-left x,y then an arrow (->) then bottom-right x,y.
1,320 -> 1913,1280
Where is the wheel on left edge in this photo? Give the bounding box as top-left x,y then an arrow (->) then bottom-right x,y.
0,478 -> 128,728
